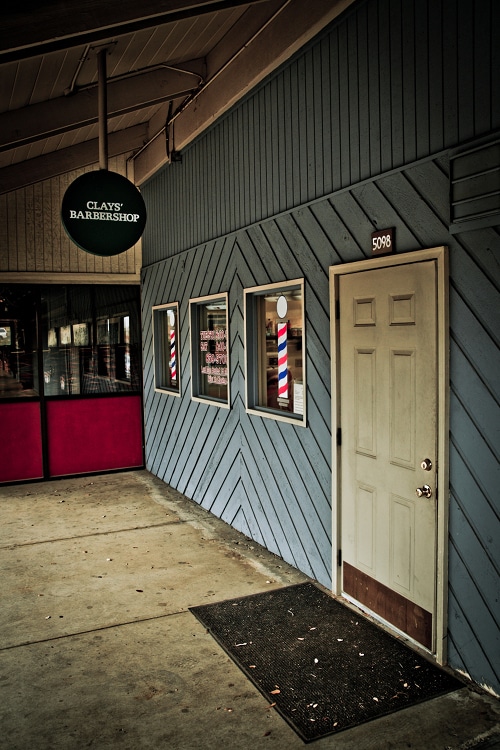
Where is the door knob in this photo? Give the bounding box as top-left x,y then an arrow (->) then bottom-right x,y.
420,458 -> 432,471
416,484 -> 432,498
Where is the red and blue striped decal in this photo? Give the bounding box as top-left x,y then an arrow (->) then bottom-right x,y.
170,328 -> 177,381
277,322 -> 288,398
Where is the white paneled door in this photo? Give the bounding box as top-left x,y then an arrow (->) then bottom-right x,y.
338,260 -> 438,651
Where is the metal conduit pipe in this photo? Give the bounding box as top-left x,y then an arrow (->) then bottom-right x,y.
97,48 -> 108,170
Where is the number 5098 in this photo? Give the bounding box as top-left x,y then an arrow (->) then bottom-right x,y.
371,228 -> 394,255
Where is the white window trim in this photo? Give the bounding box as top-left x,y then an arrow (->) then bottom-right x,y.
189,292 -> 230,409
244,278 -> 306,427
152,302 -> 181,397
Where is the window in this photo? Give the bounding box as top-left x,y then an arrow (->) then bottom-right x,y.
244,279 -> 305,424
190,293 -> 229,407
97,315 -> 130,381
152,303 -> 180,395
0,286 -> 38,398
0,284 -> 141,399
41,285 -> 141,396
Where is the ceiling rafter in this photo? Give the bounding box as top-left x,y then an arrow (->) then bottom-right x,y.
134,0 -> 355,184
0,63 -> 204,153
0,0 -> 355,195
0,0 -> 268,62
0,125 -> 148,194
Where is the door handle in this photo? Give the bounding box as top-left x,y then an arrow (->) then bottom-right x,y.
416,484 -> 432,499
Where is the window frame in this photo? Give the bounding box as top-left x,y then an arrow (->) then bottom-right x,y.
189,292 -> 230,409
152,302 -> 181,397
244,278 -> 306,426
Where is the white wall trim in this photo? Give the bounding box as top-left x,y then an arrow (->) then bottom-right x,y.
0,272 -> 140,285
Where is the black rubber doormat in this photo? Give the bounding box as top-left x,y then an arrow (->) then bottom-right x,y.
189,582 -> 463,743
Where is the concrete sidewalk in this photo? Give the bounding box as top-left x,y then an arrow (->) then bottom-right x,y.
0,470 -> 499,750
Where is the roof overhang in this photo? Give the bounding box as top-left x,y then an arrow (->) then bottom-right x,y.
0,0 -> 354,194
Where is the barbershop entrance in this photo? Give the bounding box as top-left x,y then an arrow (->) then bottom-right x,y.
331,248 -> 449,661
0,284 -> 144,483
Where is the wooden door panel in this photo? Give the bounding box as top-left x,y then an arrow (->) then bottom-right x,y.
355,349 -> 376,456
390,349 -> 416,468
340,261 -> 437,649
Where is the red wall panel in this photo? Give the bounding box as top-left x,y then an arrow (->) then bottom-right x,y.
0,402 -> 43,482
47,395 -> 143,477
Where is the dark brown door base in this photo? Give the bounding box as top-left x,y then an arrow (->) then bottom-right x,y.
343,562 -> 433,650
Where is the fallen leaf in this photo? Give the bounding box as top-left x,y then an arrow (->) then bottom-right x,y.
270,689 -> 280,695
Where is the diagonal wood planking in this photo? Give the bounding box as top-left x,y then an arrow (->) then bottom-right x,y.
139,0 -> 499,696
142,157 -> 500,687
142,206 -> 335,584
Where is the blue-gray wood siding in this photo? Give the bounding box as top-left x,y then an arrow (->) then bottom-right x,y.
141,0 -> 500,695
142,0 -> 499,262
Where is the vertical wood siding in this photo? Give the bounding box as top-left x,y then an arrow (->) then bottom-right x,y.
141,0 -> 500,695
141,0 -> 499,263
0,155 -> 141,277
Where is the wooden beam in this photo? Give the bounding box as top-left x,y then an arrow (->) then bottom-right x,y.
0,125 -> 148,195
0,67 -> 201,152
0,0 -> 268,61
177,0 -> 355,147
134,0 -> 355,185
0,272 -> 141,285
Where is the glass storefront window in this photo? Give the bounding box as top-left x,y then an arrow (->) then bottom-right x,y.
0,284 -> 141,400
152,303 -> 180,395
190,293 -> 229,407
244,279 -> 306,424
41,285 -> 141,396
0,287 -> 39,398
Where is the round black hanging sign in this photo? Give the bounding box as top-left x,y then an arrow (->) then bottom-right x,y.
61,170 -> 147,256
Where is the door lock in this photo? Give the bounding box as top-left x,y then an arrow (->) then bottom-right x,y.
420,458 -> 432,471
416,484 -> 432,499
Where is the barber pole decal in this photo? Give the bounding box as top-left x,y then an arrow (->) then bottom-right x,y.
277,322 -> 288,399
170,327 -> 177,382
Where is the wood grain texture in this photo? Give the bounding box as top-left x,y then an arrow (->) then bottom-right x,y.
143,0 -> 499,696
1,155 -> 141,277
